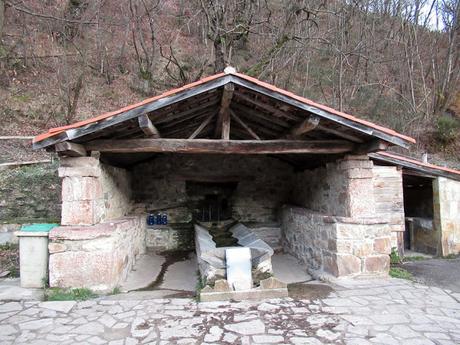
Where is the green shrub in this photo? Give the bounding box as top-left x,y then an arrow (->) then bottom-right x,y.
45,287 -> 96,301
390,247 -> 401,265
436,116 -> 460,146
389,267 -> 414,280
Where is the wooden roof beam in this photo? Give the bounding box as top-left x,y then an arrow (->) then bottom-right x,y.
230,109 -> 261,140
214,83 -> 234,139
284,115 -> 320,139
138,115 -> 161,138
85,139 -> 355,154
189,113 -> 216,139
354,139 -> 389,154
55,141 -> 87,157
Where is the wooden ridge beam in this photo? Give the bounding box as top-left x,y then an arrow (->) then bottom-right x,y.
284,115 -> 320,138
138,115 -> 161,138
85,139 -> 355,154
214,83 -> 234,139
55,141 -> 87,157
230,109 -> 261,140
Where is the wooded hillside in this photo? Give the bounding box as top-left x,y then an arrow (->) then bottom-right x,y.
0,0 -> 459,164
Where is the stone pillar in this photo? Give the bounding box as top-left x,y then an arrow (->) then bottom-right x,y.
433,177 -> 460,256
337,155 -> 376,218
59,157 -> 105,226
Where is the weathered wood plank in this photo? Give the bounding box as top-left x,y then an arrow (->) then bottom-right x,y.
285,115 -> 320,138
55,141 -> 87,157
138,115 -> 161,138
189,113 -> 216,139
215,83 -> 234,138
234,91 -> 300,121
230,109 -> 261,140
354,139 -> 389,154
85,139 -> 355,154
316,124 -> 365,143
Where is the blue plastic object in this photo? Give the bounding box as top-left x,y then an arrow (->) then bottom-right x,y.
20,223 -> 59,232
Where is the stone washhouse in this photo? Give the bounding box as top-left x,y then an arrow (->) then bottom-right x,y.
32,68 -> 460,292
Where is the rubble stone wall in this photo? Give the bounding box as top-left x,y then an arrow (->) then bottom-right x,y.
131,154 -> 294,250
434,177 -> 460,256
48,216 -> 146,291
283,155 -> 391,277
60,157 -> 132,225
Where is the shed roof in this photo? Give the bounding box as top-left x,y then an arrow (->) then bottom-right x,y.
370,151 -> 460,181
33,70 -> 415,151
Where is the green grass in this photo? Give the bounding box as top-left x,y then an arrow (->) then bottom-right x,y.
389,267 -> 414,281
441,254 -> 459,260
45,287 -> 96,301
403,255 -> 429,262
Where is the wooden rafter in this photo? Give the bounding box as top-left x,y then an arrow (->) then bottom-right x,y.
230,109 -> 261,140
214,83 -> 234,139
316,124 -> 364,143
85,139 -> 355,154
354,139 -> 389,154
234,91 -> 300,121
138,114 -> 161,138
189,113 -> 216,139
284,115 -> 320,138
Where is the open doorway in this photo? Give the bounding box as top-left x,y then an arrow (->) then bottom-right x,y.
403,174 -> 438,255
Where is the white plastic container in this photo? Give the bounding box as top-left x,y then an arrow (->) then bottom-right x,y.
226,247 -> 252,291
15,231 -> 49,288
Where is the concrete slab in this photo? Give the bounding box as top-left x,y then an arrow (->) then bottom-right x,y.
0,278 -> 43,301
272,253 -> 311,284
120,253 -> 165,292
159,254 -> 198,292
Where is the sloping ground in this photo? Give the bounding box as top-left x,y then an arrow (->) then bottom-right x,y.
0,140 -> 51,164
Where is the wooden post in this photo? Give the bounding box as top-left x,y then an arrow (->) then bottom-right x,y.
214,83 -> 234,139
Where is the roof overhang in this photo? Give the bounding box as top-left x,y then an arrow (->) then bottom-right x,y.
370,152 -> 460,181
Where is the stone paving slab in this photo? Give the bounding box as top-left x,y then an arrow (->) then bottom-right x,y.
0,278 -> 459,344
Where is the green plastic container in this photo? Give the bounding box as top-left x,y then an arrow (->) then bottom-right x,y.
20,223 -> 59,233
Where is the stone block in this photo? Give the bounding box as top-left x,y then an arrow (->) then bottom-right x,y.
373,237 -> 391,254
353,242 -> 373,257
62,177 -> 102,202
61,200 -> 97,226
213,279 -> 231,292
48,242 -> 67,254
364,255 -> 389,273
335,254 -> 361,276
259,277 -> 287,289
49,250 -> 118,291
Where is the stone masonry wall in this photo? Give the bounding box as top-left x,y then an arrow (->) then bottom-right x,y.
293,155 -> 375,218
372,166 -> 404,251
283,155 -> 391,277
433,177 -> 460,256
60,157 -> 132,225
282,206 -> 391,277
131,154 -> 294,250
48,216 -> 146,292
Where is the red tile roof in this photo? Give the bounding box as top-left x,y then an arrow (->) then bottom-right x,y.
375,151 -> 460,177
33,71 -> 416,145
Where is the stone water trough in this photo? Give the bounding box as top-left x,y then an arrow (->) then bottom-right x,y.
195,222 -> 288,301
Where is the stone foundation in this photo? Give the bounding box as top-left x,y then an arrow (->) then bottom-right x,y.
282,206 -> 390,277
48,216 -> 145,292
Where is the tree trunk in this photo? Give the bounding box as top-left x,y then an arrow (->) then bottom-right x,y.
0,0 -> 4,42
213,37 -> 226,73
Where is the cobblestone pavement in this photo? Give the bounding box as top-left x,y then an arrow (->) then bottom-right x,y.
0,278 -> 459,345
